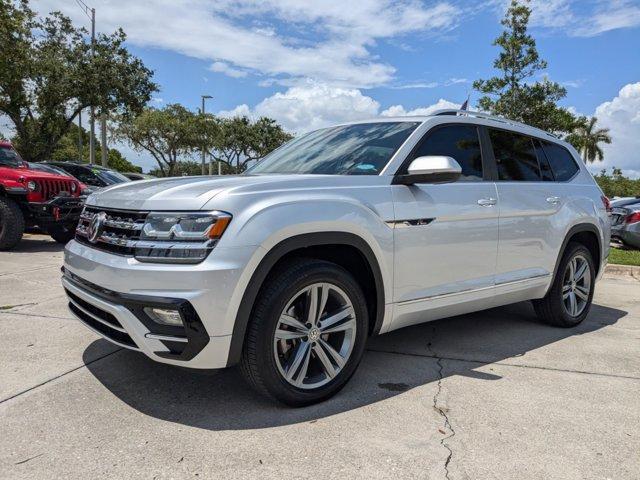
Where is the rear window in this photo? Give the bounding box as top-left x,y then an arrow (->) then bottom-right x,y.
541,141 -> 580,181
489,129 -> 541,181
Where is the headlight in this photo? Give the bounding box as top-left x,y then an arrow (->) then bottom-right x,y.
70,182 -> 77,193
27,180 -> 38,191
134,211 -> 231,264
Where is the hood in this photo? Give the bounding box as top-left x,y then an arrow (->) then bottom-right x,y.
85,174 -> 375,211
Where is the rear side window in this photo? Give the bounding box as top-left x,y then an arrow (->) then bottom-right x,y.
488,129 -> 541,181
411,125 -> 483,181
541,141 -> 580,181
533,139 -> 554,181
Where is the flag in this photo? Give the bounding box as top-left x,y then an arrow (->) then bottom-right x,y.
460,94 -> 470,111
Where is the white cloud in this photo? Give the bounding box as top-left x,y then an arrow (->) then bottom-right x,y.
219,83 -> 458,132
381,99 -> 460,117
587,82 -> 640,178
209,61 -> 248,78
573,0 -> 640,37
34,0 -> 460,88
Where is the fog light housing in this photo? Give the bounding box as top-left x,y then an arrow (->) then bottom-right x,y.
144,307 -> 183,327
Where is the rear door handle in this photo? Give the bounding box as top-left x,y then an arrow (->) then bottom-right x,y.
546,196 -> 561,204
477,198 -> 497,207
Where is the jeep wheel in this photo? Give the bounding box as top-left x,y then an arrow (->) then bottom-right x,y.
533,242 -> 595,327
49,224 -> 75,244
0,196 -> 25,250
240,258 -> 368,406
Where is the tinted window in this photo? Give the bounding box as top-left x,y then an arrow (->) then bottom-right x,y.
533,139 -> 554,181
57,164 -> 102,185
248,122 -> 418,175
410,125 -> 483,181
96,169 -> 130,184
0,146 -> 23,167
489,129 -> 541,181
541,141 -> 579,181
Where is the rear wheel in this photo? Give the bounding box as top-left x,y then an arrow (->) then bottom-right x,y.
533,243 -> 595,327
0,196 -> 25,250
240,258 -> 368,406
49,224 -> 75,244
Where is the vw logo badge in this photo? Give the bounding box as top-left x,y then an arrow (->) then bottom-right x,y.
87,212 -> 107,244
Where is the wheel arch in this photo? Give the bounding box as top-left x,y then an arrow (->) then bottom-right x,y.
550,223 -> 603,288
226,232 -> 385,366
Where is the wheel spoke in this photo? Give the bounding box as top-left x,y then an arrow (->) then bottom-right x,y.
285,341 -> 311,384
319,338 -> 345,369
574,286 -> 589,301
568,292 -> 578,316
317,284 -> 329,324
313,342 -> 337,379
568,258 -> 576,282
574,261 -> 588,283
319,305 -> 354,332
279,313 -> 307,332
275,329 -> 307,340
306,286 -> 319,326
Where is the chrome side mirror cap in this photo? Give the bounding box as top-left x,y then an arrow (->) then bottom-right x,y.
393,156 -> 462,185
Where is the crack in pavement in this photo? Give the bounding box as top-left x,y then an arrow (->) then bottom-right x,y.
0,347 -> 123,405
426,326 -> 455,480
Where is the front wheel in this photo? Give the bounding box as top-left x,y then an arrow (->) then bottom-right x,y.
240,258 -> 369,406
0,196 -> 25,250
533,242 -> 595,327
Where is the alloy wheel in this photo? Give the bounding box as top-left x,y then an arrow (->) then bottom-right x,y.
562,254 -> 591,317
273,282 -> 356,389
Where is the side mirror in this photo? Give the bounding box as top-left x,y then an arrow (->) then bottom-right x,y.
393,156 -> 462,185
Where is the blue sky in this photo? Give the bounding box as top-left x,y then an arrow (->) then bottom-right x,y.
23,1 -> 640,174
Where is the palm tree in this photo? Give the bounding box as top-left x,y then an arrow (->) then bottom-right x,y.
566,116 -> 612,163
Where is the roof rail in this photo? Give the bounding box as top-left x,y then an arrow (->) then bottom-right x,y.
431,109 -> 559,139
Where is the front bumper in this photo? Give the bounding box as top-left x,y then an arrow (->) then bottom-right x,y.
28,195 -> 85,226
62,239 -> 259,369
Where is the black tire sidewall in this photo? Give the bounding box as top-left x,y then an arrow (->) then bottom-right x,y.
250,259 -> 369,406
0,196 -> 25,250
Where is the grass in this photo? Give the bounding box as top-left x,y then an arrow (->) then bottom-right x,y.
609,247 -> 640,266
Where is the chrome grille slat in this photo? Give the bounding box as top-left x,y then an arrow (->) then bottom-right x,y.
76,207 -> 149,255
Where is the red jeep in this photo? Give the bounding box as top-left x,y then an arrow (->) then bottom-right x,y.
0,141 -> 85,250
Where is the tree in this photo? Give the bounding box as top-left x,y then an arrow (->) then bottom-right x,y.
593,168 -> 640,198
0,0 -> 157,162
114,104 -> 200,176
473,0 -> 578,134
566,116 -> 612,163
207,116 -> 292,172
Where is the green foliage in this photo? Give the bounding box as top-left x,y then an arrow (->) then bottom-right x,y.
113,104 -> 200,176
473,0 -> 578,134
0,0 -> 157,162
565,117 -> 612,163
48,123 -> 140,172
593,168 -> 640,198
206,116 -> 293,172
609,247 -> 640,266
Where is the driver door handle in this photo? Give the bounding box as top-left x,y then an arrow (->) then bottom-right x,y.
546,196 -> 561,204
477,197 -> 497,207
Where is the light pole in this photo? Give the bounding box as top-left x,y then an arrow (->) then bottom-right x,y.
200,95 -> 213,175
89,7 -> 96,164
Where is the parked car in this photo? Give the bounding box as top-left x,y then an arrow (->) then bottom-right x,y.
122,172 -> 156,181
0,142 -> 84,249
611,201 -> 640,249
45,162 -> 131,188
62,110 -> 610,406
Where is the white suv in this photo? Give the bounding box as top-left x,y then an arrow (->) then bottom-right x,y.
62,110 -> 610,406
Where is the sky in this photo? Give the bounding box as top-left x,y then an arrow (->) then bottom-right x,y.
11,0 -> 640,174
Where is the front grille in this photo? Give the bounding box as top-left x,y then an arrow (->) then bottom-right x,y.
65,288 -> 137,348
37,178 -> 76,200
75,206 -> 148,255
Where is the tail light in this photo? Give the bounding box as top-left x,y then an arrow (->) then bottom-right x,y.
601,196 -> 612,215
625,212 -> 640,225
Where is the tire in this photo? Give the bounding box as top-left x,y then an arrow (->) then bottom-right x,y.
533,242 -> 595,327
49,224 -> 76,244
0,196 -> 25,251
240,258 -> 369,406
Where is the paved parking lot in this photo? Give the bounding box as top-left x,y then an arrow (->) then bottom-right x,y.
1,235 -> 638,479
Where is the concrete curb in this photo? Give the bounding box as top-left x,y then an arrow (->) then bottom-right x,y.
604,263 -> 640,280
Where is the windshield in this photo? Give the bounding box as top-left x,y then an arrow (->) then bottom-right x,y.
0,146 -> 24,168
28,162 -> 71,176
95,168 -> 131,184
248,122 -> 419,175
